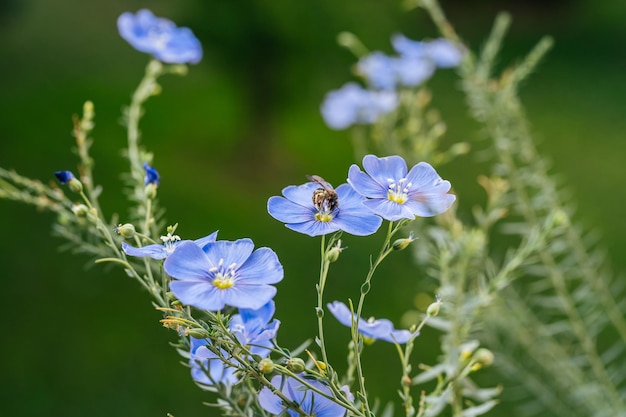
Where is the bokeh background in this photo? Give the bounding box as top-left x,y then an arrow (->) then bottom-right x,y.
0,0 -> 624,416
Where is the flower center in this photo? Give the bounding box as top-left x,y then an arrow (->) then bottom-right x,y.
387,177 -> 411,204
315,211 -> 335,223
161,232 -> 181,255
210,259 -> 237,290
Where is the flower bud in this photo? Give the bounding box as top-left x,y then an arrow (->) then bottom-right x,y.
71,203 -> 89,217
426,295 -> 442,317
392,232 -> 417,251
258,358 -> 275,374
472,348 -> 494,369
325,240 -> 345,263
187,328 -> 210,339
145,183 -> 158,199
286,358 -> 306,373
114,223 -> 136,239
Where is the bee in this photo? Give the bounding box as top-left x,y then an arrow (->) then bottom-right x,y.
306,174 -> 339,212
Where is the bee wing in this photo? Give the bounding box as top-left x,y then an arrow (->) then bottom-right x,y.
306,174 -> 333,191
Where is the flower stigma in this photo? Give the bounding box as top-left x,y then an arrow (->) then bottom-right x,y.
387,177 -> 411,204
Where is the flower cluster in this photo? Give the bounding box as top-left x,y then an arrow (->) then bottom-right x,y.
268,154 -> 455,235
321,34 -> 464,129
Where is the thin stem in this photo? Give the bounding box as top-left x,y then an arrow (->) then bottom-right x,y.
316,234 -> 331,365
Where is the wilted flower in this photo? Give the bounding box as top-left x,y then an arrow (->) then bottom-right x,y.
348,154 -> 455,221
163,238 -> 283,311
327,301 -> 412,344
267,181 -> 382,237
117,9 -> 202,64
229,300 -> 280,358
259,374 -> 350,417
122,231 -> 217,260
320,82 -> 398,130
189,337 -> 238,387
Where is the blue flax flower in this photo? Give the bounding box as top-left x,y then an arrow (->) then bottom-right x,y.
143,162 -> 160,186
54,170 -> 75,184
189,337 -> 238,388
259,374 -> 350,417
163,238 -> 283,311
320,82 -> 398,130
327,301 -> 412,344
267,181 -> 382,237
348,155 -> 455,221
357,51 -> 434,90
117,9 -> 202,64
122,231 -> 217,260
392,34 -> 464,68
229,301 -> 280,358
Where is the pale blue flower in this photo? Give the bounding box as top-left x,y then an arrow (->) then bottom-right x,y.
356,52 -> 396,90
189,337 -> 237,387
259,374 -> 350,417
357,51 -> 434,89
117,9 -> 202,64
267,181 -> 382,237
163,238 -> 283,311
327,301 -> 412,344
143,162 -> 159,186
320,82 -> 398,130
348,155 -> 455,221
392,34 -> 464,68
122,231 -> 217,260
229,301 -> 280,358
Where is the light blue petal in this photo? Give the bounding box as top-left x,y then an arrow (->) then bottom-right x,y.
122,242 -> 167,259
405,193 -> 456,217
405,162 -> 444,188
170,280 -> 226,311
203,239 -> 254,269
267,196 -> 314,223
360,318 -> 411,343
347,165 -> 387,198
281,183 -> 321,206
285,220 -> 340,237
239,300 -> 275,329
163,241 -> 211,280
222,285 -> 277,310
357,51 -> 396,90
193,231 -> 219,250
258,376 -> 285,414
235,248 -> 283,285
327,301 -> 356,327
363,198 -> 414,221
393,57 -> 435,87
424,39 -> 464,68
362,155 -> 407,185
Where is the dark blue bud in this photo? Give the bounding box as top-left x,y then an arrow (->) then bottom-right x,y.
143,162 -> 160,186
54,170 -> 75,184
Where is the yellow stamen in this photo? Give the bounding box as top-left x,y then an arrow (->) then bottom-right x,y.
213,273 -> 234,289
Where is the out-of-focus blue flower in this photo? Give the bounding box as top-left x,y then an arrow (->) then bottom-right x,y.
122,231 -> 218,260
54,170 -> 75,184
320,82 -> 398,130
163,238 -> 283,311
348,154 -> 455,221
392,34 -> 464,68
143,162 -> 160,186
327,301 -> 412,344
259,374 -> 350,417
229,300 -> 280,358
189,337 -> 238,387
357,52 -> 434,90
267,181 -> 382,237
356,52 -> 397,90
117,9 -> 203,64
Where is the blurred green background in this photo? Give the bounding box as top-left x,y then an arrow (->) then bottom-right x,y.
0,0 -> 624,416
